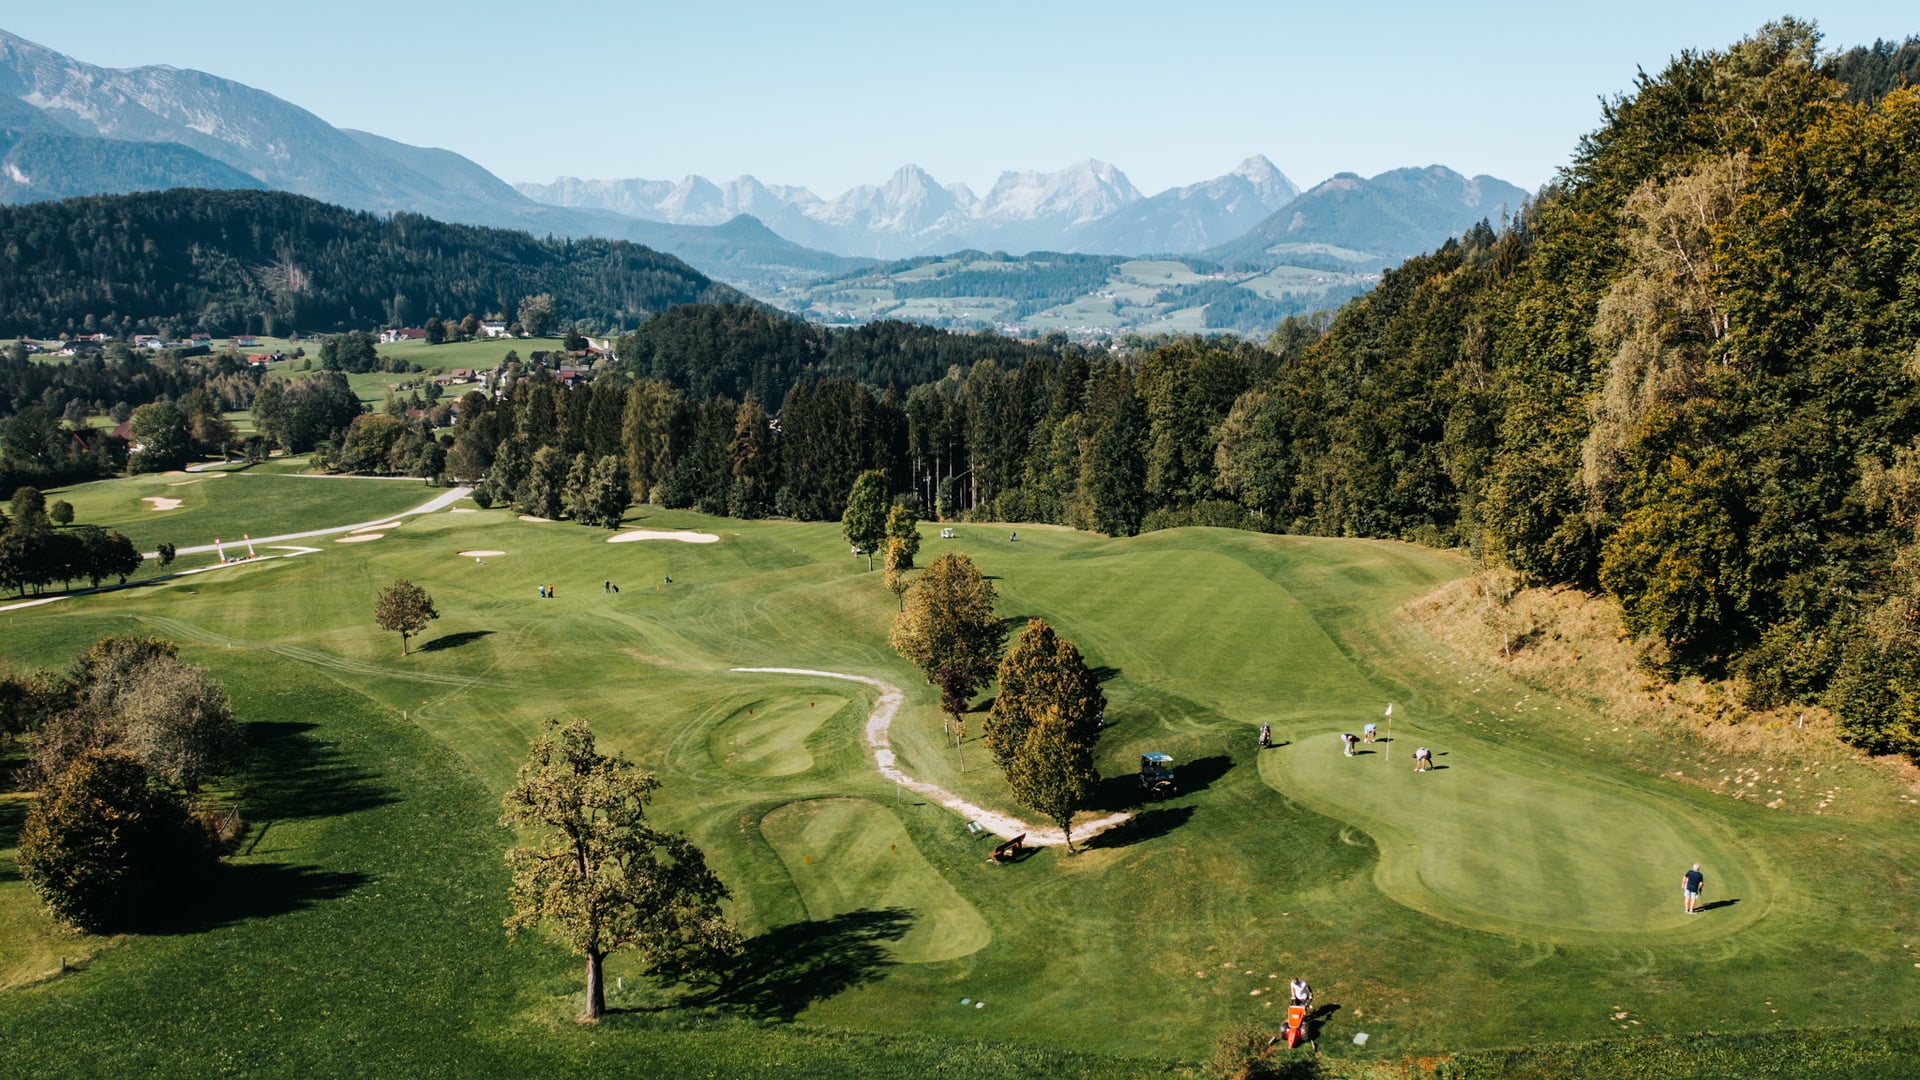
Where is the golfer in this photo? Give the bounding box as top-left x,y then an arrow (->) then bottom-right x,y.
1683,863 -> 1704,913
1363,723 -> 1377,743
1414,746 -> 1432,771
1341,732 -> 1358,757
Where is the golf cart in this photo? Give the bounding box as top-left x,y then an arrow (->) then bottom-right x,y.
1139,752 -> 1176,799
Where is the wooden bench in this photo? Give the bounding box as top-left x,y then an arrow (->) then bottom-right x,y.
988,834 -> 1026,863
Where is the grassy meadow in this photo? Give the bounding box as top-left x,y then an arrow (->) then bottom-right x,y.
2,482 -> 1919,1077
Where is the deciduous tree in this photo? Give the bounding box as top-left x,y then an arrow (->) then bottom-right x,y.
885,500 -> 921,569
373,578 -> 438,656
16,749 -> 217,931
1005,706 -> 1099,853
883,538 -> 911,611
889,551 -> 1004,745
519,293 -> 558,338
985,618 -> 1104,768
501,719 -> 738,1021
842,469 -> 889,571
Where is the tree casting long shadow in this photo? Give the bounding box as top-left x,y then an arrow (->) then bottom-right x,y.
148,862 -> 371,936
703,907 -> 915,1021
418,629 -> 494,653
0,795 -> 25,884
241,721 -> 398,823
1085,806 -> 1195,849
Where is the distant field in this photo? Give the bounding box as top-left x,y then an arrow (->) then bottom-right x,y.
790,254 -> 1368,339
5,487 -> 1919,1076
43,469 -> 440,556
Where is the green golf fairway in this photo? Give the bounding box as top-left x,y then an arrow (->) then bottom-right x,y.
761,798 -> 991,963
710,695 -> 849,776
4,501 -> 1917,1077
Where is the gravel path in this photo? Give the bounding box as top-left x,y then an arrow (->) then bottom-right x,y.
732,666 -> 1133,847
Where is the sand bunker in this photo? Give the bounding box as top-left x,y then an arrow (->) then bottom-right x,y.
608,529 -> 719,544
518,514 -> 552,523
458,549 -> 506,558
449,507 -> 477,513
336,533 -> 383,543
142,496 -> 183,511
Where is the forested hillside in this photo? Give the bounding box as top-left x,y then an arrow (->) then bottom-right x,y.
1237,23 -> 1920,755
0,188 -> 740,338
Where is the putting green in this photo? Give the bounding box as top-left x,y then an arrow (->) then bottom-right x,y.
760,798 -> 990,963
1264,728 -> 1769,943
708,695 -> 848,776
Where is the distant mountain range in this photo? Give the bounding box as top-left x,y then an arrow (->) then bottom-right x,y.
0,29 -> 867,291
0,26 -> 1530,328
518,156 -> 1302,259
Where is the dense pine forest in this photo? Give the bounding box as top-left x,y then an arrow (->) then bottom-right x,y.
5,22 -> 1920,761
0,188 -> 740,339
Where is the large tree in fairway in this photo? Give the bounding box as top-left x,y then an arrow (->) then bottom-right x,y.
501,719 -> 738,1021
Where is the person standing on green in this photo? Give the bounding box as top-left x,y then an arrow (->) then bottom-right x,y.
1683,863 -> 1704,913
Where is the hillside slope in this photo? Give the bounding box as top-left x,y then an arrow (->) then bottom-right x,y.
0,188 -> 741,337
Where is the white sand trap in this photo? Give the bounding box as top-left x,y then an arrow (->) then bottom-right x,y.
518,514 -> 553,522
354,520 -> 402,532
336,533 -> 383,543
607,529 -> 719,544
143,496 -> 183,511
458,549 -> 506,558
449,507 -> 477,513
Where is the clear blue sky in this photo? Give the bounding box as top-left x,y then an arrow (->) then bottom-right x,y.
4,2 -> 1910,197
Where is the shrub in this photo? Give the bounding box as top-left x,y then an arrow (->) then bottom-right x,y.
16,749 -> 219,931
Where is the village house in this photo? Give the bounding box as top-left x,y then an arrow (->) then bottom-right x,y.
231,335 -> 260,348
380,327 -> 427,344
481,319 -> 510,338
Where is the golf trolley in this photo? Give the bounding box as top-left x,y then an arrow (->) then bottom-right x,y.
1139,752 -> 1176,799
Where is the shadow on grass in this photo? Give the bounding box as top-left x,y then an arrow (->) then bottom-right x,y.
242,721 -> 397,822
1086,771 -> 1148,813
0,795 -> 26,884
418,630 -> 495,653
1304,1002 -> 1341,1042
1088,666 -> 1121,684
1178,754 -> 1232,794
148,862 -> 371,936
704,908 -> 913,1021
1085,806 -> 1195,849
1696,898 -> 1740,913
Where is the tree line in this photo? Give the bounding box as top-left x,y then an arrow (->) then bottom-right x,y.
0,486 -> 149,597
0,188 -> 740,340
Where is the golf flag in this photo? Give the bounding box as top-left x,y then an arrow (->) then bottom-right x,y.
1385,703 -> 1393,717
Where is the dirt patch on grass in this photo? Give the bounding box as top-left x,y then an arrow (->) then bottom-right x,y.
142,496 -> 182,511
